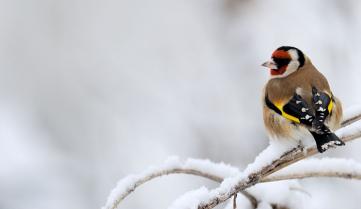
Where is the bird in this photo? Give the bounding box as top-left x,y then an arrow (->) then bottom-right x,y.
261,46 -> 345,153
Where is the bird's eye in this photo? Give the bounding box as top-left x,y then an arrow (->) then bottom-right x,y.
273,57 -> 291,68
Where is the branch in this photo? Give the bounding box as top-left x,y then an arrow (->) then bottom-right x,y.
196,111 -> 361,209
223,157 -> 361,209
101,157 -> 257,209
263,171 -> 361,182
262,157 -> 361,182
341,105 -> 361,127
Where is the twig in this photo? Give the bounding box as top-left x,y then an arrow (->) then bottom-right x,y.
233,194 -> 237,209
198,113 -> 361,209
341,107 -> 361,127
270,203 -> 289,209
262,171 -> 361,182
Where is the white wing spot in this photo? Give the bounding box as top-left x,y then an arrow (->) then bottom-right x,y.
321,141 -> 338,150
316,100 -> 323,105
318,107 -> 326,112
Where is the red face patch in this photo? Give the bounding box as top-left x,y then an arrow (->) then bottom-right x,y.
270,50 -> 291,75
272,50 -> 291,59
270,65 -> 287,75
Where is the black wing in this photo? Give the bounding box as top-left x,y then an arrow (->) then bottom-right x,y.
265,93 -> 315,126
283,93 -> 315,126
311,87 -> 333,132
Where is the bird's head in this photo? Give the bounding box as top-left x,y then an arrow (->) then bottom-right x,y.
262,46 -> 306,78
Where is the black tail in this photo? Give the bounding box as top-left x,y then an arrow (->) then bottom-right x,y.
310,131 -> 345,153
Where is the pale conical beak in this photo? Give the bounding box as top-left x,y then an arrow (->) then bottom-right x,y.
261,60 -> 278,69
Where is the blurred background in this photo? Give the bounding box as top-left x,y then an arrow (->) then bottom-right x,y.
1,0 -> 361,209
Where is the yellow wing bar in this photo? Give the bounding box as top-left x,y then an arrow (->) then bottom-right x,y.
326,93 -> 333,113
274,102 -> 301,124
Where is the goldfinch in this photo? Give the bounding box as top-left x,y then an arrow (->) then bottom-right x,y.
261,46 -> 344,153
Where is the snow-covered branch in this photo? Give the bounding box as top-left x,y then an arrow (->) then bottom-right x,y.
102,107 -> 361,209
101,157 -> 258,209
195,109 -> 361,209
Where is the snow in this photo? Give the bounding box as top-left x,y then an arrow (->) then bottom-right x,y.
243,139 -> 299,175
183,158 -> 240,179
223,192 -> 254,209
166,139 -> 300,209
102,156 -> 241,209
168,187 -> 210,209
102,157 -> 181,209
249,181 -> 308,209
256,202 -> 273,209
223,180 -> 310,209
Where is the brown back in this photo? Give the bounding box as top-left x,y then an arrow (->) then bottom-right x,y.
265,59 -> 331,105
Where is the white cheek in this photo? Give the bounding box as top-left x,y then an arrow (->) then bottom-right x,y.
284,60 -> 300,75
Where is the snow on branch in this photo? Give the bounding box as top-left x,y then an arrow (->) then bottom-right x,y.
101,157 -> 259,209
183,107 -> 361,209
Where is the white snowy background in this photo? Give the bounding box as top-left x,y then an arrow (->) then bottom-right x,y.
1,0 -> 361,209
